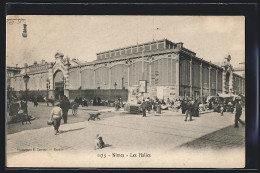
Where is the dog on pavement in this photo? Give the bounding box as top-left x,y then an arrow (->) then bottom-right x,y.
95,134 -> 105,149
21,113 -> 31,125
88,113 -> 101,121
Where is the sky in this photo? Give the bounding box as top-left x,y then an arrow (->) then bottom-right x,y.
6,15 -> 245,68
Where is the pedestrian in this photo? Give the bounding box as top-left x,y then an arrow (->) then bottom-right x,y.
146,98 -> 151,114
153,100 -> 157,111
83,98 -> 88,107
208,101 -> 213,110
220,104 -> 224,116
97,97 -> 101,106
234,100 -> 245,128
49,102 -> 63,135
192,99 -> 199,117
60,96 -> 70,124
93,97 -> 97,106
50,96 -> 54,106
141,99 -> 147,117
115,99 -> 120,111
184,100 -> 192,121
33,96 -> 38,107
181,99 -> 187,114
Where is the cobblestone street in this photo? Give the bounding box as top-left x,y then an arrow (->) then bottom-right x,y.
6,103 -> 245,168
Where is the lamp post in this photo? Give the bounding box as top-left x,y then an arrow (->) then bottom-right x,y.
63,77 -> 66,89
23,74 -> 30,114
184,86 -> 186,100
122,77 -> 124,89
46,79 -> 50,106
63,77 -> 66,99
114,82 -> 117,101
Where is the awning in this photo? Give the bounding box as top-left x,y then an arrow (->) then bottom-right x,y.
217,93 -> 232,98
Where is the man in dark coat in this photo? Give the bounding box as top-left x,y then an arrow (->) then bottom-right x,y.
141,99 -> 147,117
184,100 -> 193,121
181,100 -> 187,114
33,96 -> 38,107
234,100 -> 245,128
208,101 -> 213,110
93,97 -> 97,106
97,97 -> 101,106
146,98 -> 152,114
60,96 -> 70,123
193,100 -> 199,117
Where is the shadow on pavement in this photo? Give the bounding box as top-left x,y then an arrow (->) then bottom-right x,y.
177,125 -> 245,149
60,127 -> 85,134
104,144 -> 112,148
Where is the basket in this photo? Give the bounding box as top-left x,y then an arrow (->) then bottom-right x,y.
47,120 -> 53,125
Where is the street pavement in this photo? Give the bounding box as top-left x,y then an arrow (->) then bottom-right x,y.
6,103 -> 245,168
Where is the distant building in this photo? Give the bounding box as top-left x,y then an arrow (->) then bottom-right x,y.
7,66 -> 21,91
9,39 -> 245,101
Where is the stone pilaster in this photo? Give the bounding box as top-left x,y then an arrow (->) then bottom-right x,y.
222,71 -> 226,93
216,69 -> 218,95
127,64 -> 130,88
109,64 -> 112,89
79,68 -> 82,89
93,66 -> 96,89
190,58 -> 193,98
229,71 -> 233,94
48,68 -> 53,90
209,66 -> 211,96
175,54 -> 180,98
200,62 -> 203,98
64,66 -> 69,89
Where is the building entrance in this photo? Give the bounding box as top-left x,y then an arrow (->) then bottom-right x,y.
55,82 -> 64,100
53,70 -> 64,100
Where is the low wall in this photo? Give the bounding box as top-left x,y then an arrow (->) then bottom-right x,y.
11,89 -> 128,102
69,89 -> 128,101
13,90 -> 47,98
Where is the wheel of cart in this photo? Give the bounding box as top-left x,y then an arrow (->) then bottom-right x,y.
71,102 -> 79,116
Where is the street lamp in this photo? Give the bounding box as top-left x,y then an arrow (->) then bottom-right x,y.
63,77 -> 66,89
114,82 -> 117,101
46,79 -> 50,106
23,74 -> 30,114
122,77 -> 124,89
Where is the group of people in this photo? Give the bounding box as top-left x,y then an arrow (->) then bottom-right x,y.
93,97 -> 102,106
8,99 -> 24,122
74,97 -> 88,107
140,97 -> 164,117
115,98 -> 123,111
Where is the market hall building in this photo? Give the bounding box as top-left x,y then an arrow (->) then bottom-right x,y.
9,39 -> 245,102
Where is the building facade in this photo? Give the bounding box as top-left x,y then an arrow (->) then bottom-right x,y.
9,39 -> 245,101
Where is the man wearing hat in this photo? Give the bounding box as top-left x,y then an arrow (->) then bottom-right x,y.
234,99 -> 244,128
141,99 -> 147,117
50,102 -> 63,135
60,96 -> 70,124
